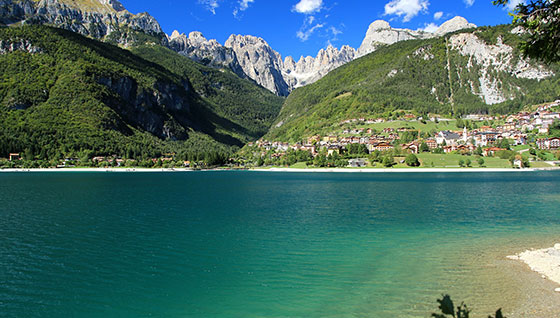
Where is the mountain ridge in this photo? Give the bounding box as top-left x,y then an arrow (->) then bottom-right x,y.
167,16 -> 478,96
0,0 -> 482,96
0,0 -> 165,46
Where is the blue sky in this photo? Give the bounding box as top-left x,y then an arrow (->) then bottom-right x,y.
119,0 -> 521,59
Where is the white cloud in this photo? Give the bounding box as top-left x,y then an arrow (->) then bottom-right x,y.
198,0 -> 219,14
233,0 -> 255,17
329,26 -> 342,36
293,0 -> 323,14
383,0 -> 429,22
297,24 -> 324,41
327,26 -> 343,42
296,16 -> 324,41
433,11 -> 443,20
505,0 -> 524,11
419,22 -> 439,33
463,0 -> 475,7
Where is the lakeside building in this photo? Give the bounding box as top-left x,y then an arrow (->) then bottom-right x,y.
536,138 -> 560,150
9,153 -> 20,161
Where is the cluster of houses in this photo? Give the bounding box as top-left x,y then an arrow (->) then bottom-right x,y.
91,155 -> 194,167
250,101 -> 560,158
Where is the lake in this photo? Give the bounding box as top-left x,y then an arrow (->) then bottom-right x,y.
1,171 -> 560,317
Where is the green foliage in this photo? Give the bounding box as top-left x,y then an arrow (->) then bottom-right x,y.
420,142 -> 430,152
494,0 -> 560,63
458,159 -> 465,167
497,138 -> 511,150
432,295 -> 505,318
474,146 -> 483,156
405,154 -> 420,166
265,24 -> 560,142
382,155 -> 395,167
400,130 -> 419,143
549,119 -> 560,137
477,157 -> 485,167
346,143 -> 369,156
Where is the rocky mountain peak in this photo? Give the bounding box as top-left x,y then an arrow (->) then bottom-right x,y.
434,16 -> 476,36
0,0 -> 164,46
38,0 -> 126,14
358,20 -> 431,57
224,34 -> 288,95
368,20 -> 392,31
188,31 -> 207,42
166,30 -> 245,77
357,16 -> 476,58
98,0 -> 125,12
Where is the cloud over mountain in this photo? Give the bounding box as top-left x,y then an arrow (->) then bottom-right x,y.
384,0 -> 429,22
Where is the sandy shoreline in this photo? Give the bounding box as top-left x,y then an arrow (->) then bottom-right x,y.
508,245 -> 560,288
0,168 -> 196,173
1,167 -> 559,173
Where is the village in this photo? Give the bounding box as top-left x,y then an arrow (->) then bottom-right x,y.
246,101 -> 560,168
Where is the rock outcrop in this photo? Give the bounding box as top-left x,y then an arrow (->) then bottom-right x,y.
0,0 -> 165,46
434,16 -> 476,36
357,16 -> 476,57
0,39 -> 42,54
221,35 -> 356,95
224,34 -> 289,95
357,20 -> 432,57
283,45 -> 356,89
98,75 -> 191,140
168,31 -> 247,78
450,33 -> 554,105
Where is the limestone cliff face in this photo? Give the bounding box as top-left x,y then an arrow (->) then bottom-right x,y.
0,0 -> 164,46
168,31 -> 247,79
449,33 -> 554,105
357,16 -> 476,57
357,20 -> 432,57
283,45 -> 356,89
224,34 -> 289,95
221,35 -> 356,95
434,16 -> 476,36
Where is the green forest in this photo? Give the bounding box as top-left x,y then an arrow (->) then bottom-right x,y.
0,25 -> 283,165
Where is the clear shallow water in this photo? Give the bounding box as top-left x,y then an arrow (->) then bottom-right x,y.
1,171 -> 560,317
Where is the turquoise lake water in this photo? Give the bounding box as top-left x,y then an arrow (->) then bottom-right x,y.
1,171 -> 560,317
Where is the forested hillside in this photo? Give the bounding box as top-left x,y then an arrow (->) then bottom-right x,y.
0,25 -> 283,163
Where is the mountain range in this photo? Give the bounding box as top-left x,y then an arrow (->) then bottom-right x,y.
0,0 -> 480,96
0,0 -> 558,161
167,16 -> 478,96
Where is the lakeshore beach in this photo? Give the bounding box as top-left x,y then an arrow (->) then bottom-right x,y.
508,244 -> 560,287
2,167 -> 559,173
0,168 -> 195,173
503,242 -> 560,317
